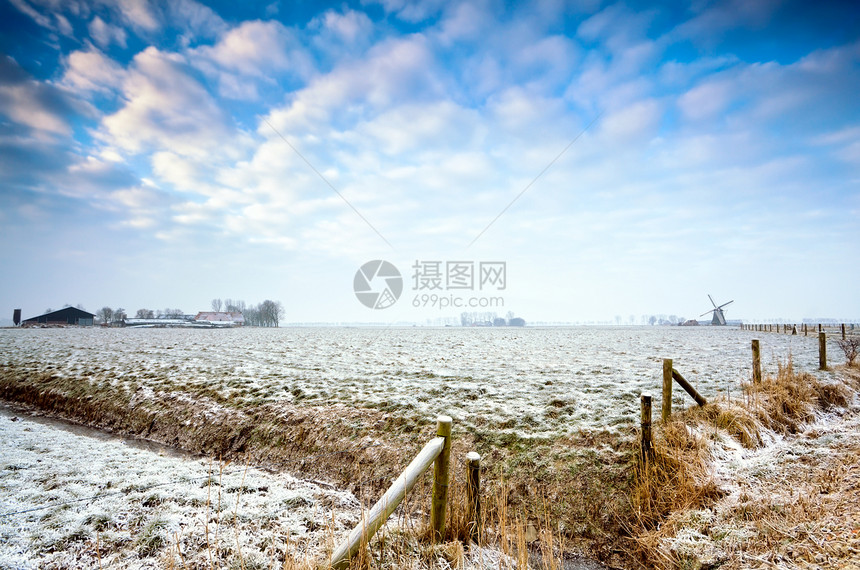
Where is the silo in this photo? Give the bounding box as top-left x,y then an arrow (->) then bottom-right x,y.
13,309 -> 21,326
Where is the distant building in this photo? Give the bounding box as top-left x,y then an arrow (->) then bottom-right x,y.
194,311 -> 245,326
23,307 -> 95,326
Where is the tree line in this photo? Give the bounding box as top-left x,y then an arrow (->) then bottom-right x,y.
211,298 -> 283,327
92,300 -> 284,327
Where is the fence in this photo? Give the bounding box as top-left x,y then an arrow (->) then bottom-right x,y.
642,331 -> 852,457
740,322 -> 858,340
326,415 -> 481,570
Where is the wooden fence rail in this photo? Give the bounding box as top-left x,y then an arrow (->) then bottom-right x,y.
327,415 -> 453,570
661,358 -> 707,421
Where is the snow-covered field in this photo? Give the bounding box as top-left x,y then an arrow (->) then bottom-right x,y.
0,404 -> 365,569
0,326 -> 833,436
0,326 -> 845,569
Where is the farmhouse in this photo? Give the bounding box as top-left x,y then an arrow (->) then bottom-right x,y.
194,311 -> 245,326
22,307 -> 96,326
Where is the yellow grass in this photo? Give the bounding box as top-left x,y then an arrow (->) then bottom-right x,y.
627,361 -> 858,569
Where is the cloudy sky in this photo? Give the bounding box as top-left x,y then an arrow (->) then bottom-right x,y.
1,0 -> 858,325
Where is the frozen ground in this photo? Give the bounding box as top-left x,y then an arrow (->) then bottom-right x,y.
0,406 -> 610,570
0,327 -> 846,569
0,326 -> 834,437
0,404 -> 362,569
658,396 -> 860,568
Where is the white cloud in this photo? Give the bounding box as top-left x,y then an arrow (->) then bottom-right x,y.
265,35 -> 444,135
486,86 -> 567,139
196,20 -> 304,75
7,0 -> 55,29
88,15 -> 127,48
358,101 -> 479,155
0,83 -> 71,134
577,3 -> 656,55
100,47 -> 239,159
815,128 -> 860,165
670,0 -> 782,45
312,8 -> 373,45
54,12 -> 73,36
0,56 -> 90,135
189,20 -> 313,100
677,79 -> 733,121
168,0 -> 227,42
436,1 -> 493,44
598,98 -> 662,143
112,0 -> 160,33
369,0 -> 449,23
62,48 -> 126,94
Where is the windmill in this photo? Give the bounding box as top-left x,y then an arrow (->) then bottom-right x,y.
700,295 -> 733,325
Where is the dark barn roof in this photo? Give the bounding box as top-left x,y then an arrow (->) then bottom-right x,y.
23,307 -> 96,326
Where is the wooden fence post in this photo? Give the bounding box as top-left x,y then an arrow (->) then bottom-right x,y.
466,452 -> 481,547
328,425 -> 448,570
752,339 -> 762,384
819,332 -> 827,370
792,325 -> 797,335
431,415 -> 452,542
640,394 -> 653,463
662,358 -> 672,422
842,323 -> 846,340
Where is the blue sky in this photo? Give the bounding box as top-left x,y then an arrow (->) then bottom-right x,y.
1,0 -> 858,324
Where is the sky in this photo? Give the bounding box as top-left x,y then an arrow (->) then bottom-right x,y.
0,0 -> 858,325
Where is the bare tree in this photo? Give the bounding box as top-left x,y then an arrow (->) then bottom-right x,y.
97,307 -> 113,324
135,309 -> 154,319
114,308 -> 126,322
244,305 -> 260,326
837,337 -> 859,366
258,300 -> 283,327
211,298 -> 222,312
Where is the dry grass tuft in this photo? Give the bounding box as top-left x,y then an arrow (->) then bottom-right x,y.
626,357 -> 857,568
745,357 -> 850,434
628,419 -> 724,546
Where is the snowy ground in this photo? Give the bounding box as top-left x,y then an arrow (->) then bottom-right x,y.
655,374 -> 860,569
0,404 -> 362,569
0,326 -> 850,569
0,405 -> 585,570
0,326 -> 835,437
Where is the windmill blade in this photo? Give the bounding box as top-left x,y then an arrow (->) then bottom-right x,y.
717,300 -> 734,310
699,309 -> 715,317
708,294 -> 717,308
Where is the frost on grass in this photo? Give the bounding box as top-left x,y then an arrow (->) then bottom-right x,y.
0,326 -> 828,437
0,409 -> 359,569
638,366 -> 860,569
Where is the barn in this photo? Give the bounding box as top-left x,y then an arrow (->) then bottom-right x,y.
23,307 -> 96,326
